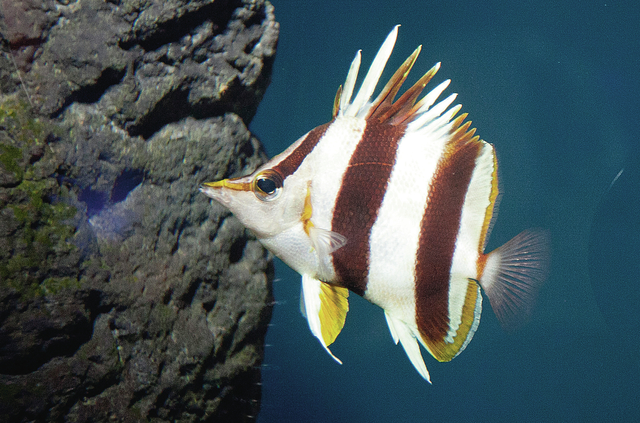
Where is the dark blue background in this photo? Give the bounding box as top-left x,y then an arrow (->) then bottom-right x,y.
250,1 -> 640,421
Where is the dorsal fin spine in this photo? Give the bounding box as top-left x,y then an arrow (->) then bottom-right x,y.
336,27 -> 473,135
368,45 -> 421,120
380,61 -> 440,125
348,25 -> 399,116
333,85 -> 343,118
339,50 -> 362,114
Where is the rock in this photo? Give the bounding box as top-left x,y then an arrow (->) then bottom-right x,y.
0,0 -> 278,421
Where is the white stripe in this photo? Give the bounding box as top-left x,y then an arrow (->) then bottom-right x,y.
292,116 -> 367,278
258,118 -> 364,280
447,142 -> 495,342
364,123 -> 449,326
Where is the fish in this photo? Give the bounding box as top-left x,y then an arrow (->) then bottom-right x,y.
200,26 -> 549,383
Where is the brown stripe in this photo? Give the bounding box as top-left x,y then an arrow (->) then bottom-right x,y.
273,122 -> 330,178
415,140 -> 482,343
331,121 -> 405,296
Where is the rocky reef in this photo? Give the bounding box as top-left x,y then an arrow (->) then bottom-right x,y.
0,0 -> 278,421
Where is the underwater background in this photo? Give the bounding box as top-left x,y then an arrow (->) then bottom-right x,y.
251,1 -> 640,422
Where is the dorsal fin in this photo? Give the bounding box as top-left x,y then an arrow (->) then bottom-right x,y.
334,27 -> 470,136
372,61 -> 440,126
366,46 -> 422,120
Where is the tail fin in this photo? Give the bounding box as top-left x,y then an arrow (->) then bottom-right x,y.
479,229 -> 550,330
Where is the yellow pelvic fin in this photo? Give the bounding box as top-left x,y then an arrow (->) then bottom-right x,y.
318,281 -> 349,346
300,274 -> 349,364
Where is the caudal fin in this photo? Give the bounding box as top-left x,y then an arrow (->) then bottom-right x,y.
479,229 -> 550,330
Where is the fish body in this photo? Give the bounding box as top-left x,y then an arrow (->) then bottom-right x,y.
201,27 -> 549,382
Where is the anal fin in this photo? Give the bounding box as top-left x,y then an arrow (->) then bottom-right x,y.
300,274 -> 349,364
384,311 -> 431,383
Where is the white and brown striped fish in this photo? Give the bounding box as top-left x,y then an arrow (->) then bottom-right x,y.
200,26 -> 549,383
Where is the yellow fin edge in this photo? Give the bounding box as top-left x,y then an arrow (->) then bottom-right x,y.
421,280 -> 482,362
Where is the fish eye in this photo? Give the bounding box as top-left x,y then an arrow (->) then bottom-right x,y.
252,169 -> 283,201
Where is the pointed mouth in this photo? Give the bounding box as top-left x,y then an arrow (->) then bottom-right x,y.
200,179 -> 251,206
202,179 -> 251,191
201,180 -> 225,190
200,181 -> 229,204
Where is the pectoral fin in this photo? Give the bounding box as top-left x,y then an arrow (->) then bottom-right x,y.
309,226 -> 348,255
302,184 -> 347,280
300,274 -> 349,364
384,311 -> 431,383
308,227 -> 347,281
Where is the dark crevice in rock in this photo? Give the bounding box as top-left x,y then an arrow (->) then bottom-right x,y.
244,38 -> 259,54
125,86 -> 191,139
111,169 -> 144,203
243,7 -> 268,31
75,67 -> 127,105
83,289 -> 104,323
119,1 -> 236,52
216,318 -> 240,361
127,89 -> 232,140
169,240 -> 179,255
147,387 -> 172,419
177,279 -> 200,307
28,143 -> 47,165
179,362 -> 197,377
2,310 -> 93,376
78,186 -> 107,218
170,218 -> 188,255
238,139 -> 255,160
51,66 -> 127,118
6,37 -> 43,50
161,288 -> 172,305
157,53 -> 173,66
229,236 -> 246,264
202,299 -> 216,313
128,386 -> 151,409
82,369 -> 121,405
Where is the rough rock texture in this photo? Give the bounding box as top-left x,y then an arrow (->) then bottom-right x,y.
0,0 -> 278,421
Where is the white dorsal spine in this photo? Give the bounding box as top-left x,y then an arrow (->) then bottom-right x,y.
337,26 -> 462,136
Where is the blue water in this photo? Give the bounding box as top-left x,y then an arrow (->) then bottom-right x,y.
250,1 -> 640,421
